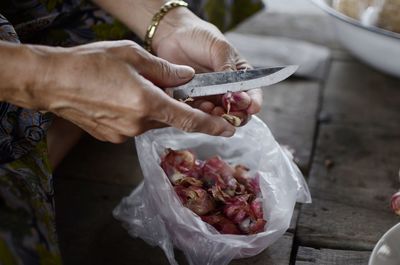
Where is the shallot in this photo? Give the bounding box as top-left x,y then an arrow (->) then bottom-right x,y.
391,190 -> 400,216
221,91 -> 251,127
222,91 -> 251,113
161,148 -> 267,235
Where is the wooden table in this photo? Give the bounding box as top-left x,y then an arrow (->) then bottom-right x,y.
54,3 -> 400,264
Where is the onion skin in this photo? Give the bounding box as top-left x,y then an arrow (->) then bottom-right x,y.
220,91 -> 251,127
175,185 -> 215,216
161,149 -> 267,235
201,214 -> 242,235
222,111 -> 249,127
222,92 -> 251,113
391,191 -> 400,216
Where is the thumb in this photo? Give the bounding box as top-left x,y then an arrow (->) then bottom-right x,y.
138,55 -> 195,88
152,93 -> 236,137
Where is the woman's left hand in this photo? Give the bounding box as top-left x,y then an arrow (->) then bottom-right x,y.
152,8 -> 263,118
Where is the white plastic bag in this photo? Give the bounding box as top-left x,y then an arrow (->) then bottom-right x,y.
113,116 -> 311,265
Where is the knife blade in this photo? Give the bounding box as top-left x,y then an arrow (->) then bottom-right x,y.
170,65 -> 298,100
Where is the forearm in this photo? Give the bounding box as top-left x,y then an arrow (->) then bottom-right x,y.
0,41 -> 34,103
0,41 -> 54,109
91,0 -> 194,41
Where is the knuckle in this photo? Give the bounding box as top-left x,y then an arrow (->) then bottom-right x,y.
113,41 -> 147,64
158,107 -> 173,124
179,117 -> 196,132
159,60 -> 173,79
131,50 -> 145,65
208,118 -> 224,135
124,124 -> 141,137
113,40 -> 138,51
108,134 -> 127,144
212,38 -> 232,53
120,40 -> 136,47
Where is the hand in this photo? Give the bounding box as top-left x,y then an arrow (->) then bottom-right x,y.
152,8 -> 263,119
11,40 -> 236,143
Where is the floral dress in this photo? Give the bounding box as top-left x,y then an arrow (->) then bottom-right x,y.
0,0 -> 264,264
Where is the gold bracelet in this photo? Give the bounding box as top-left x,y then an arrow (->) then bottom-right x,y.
143,0 -> 188,53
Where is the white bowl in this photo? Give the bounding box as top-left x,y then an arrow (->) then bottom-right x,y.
311,0 -> 400,78
369,223 -> 400,265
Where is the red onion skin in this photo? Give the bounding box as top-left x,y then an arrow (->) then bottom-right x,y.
201,214 -> 242,235
174,185 -> 215,216
162,149 -> 267,235
161,149 -> 196,176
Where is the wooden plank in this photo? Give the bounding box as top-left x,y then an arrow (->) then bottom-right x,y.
295,246 -> 371,265
230,234 -> 293,265
289,207 -> 300,233
321,61 -> 400,127
307,124 -> 400,211
258,80 -> 321,173
296,198 -> 398,250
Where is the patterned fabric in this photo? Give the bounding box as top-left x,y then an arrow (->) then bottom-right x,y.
0,141 -> 60,265
0,0 -> 264,264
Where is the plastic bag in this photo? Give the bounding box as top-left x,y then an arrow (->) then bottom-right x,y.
113,116 -> 311,265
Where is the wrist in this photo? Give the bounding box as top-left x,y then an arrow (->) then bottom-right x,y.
0,43 -> 40,105
151,6 -> 196,52
93,0 -> 170,41
0,42 -> 62,110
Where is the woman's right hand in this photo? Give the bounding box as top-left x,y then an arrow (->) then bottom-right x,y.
8,40 -> 236,143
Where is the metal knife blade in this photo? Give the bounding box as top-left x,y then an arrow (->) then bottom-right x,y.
170,65 -> 298,100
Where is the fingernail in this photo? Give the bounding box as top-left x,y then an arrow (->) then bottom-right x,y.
220,130 -> 235,137
177,65 -> 195,79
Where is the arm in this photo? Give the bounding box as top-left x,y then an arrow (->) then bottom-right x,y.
0,40 -> 235,142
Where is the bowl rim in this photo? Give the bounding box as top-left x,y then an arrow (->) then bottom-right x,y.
368,222 -> 400,265
310,0 -> 400,40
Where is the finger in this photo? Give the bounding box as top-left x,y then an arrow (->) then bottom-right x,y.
54,109 -> 108,141
212,41 -> 238,72
66,117 -> 108,142
95,116 -> 167,137
211,106 -> 225,116
140,120 -> 169,134
233,62 -> 263,114
229,111 -> 249,127
152,94 -> 236,137
246,88 -> 263,115
56,109 -> 127,143
189,100 -> 215,114
92,123 -> 129,144
186,95 -> 222,106
236,59 -> 252,71
135,52 -> 195,88
79,124 -> 108,142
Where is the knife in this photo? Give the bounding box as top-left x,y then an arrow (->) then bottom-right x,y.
170,65 -> 298,100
